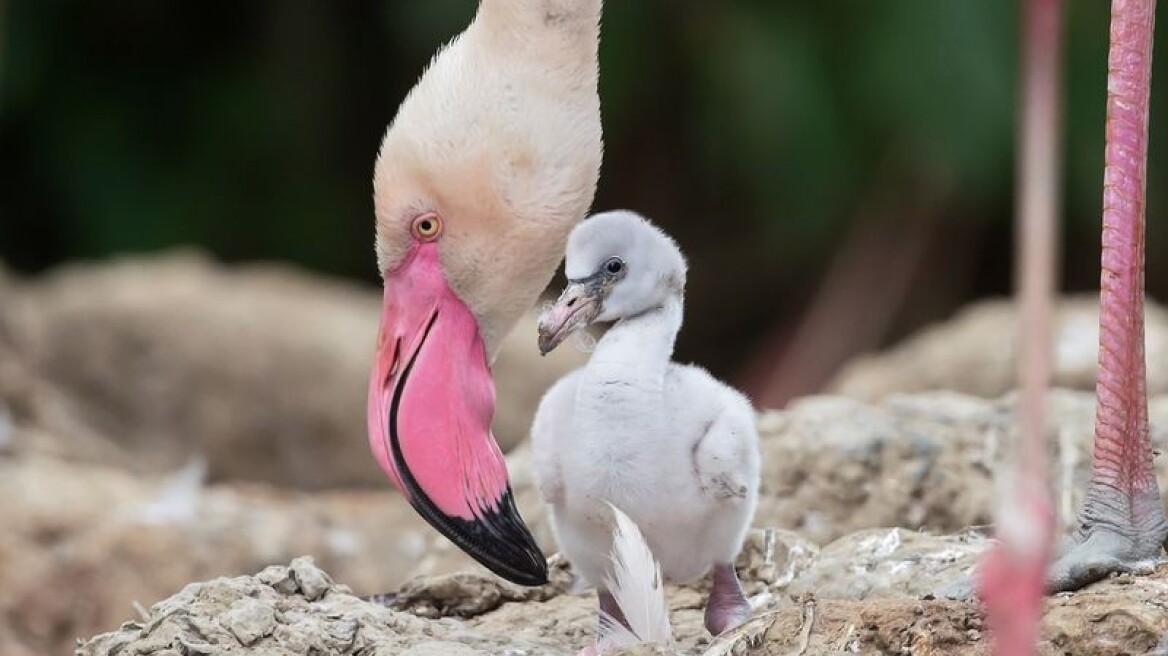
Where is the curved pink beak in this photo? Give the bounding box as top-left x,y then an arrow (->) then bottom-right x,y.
367,243 -> 547,585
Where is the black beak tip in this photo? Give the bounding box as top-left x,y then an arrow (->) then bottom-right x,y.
468,496 -> 550,586
405,486 -> 550,587
488,551 -> 550,587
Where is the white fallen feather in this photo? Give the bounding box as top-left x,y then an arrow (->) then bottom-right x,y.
595,502 -> 673,653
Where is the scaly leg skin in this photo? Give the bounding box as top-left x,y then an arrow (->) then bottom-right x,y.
1048,0 -> 1168,593
1048,480 -> 1167,590
704,563 -> 751,636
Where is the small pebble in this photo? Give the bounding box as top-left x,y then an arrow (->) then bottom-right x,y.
178,636 -> 218,655
326,618 -> 360,646
257,565 -> 299,595
219,597 -> 276,646
290,556 -> 332,601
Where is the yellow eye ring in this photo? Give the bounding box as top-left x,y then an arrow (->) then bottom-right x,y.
411,213 -> 442,241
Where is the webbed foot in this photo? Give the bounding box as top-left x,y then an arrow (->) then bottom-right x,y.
704,563 -> 751,635
1047,485 -> 1167,592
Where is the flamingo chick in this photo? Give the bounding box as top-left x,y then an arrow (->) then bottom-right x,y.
531,210 -> 761,636
367,0 -> 603,586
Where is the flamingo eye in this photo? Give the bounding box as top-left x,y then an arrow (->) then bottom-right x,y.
604,257 -> 625,275
411,214 -> 442,241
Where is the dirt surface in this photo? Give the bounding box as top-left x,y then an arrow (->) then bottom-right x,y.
711,564 -> 1168,656
0,455 -> 491,656
830,296 -> 1168,401
76,539 -> 1168,655
77,557 -> 542,656
9,386 -> 1168,655
62,432 -> 1168,656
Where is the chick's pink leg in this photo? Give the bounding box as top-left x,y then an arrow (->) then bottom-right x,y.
704,563 -> 751,636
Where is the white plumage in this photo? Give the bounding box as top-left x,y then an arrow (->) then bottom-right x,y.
596,503 -> 673,651
531,210 -> 761,638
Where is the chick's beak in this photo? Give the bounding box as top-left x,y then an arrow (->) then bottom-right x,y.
537,278 -> 603,355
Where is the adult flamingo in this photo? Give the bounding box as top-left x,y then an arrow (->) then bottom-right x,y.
366,0 -> 603,586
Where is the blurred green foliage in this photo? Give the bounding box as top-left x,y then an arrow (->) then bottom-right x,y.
1,1 -> 1165,380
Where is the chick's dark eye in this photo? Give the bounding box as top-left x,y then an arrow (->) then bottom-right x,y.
605,258 -> 624,275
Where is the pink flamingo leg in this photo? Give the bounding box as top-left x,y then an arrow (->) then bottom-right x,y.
704,563 -> 751,636
978,1 -> 1061,654
1049,0 -> 1168,592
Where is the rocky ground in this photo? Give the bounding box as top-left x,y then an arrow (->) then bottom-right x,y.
2,255 -> 1167,655
75,534 -> 1168,655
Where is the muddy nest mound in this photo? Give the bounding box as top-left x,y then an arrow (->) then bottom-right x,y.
77,536 -> 1168,655
8,386 -> 1168,655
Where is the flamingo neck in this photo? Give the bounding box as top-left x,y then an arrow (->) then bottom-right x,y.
476,0 -> 602,51
586,296 -> 683,385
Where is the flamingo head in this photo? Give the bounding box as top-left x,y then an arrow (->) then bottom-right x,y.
367,0 -> 602,586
